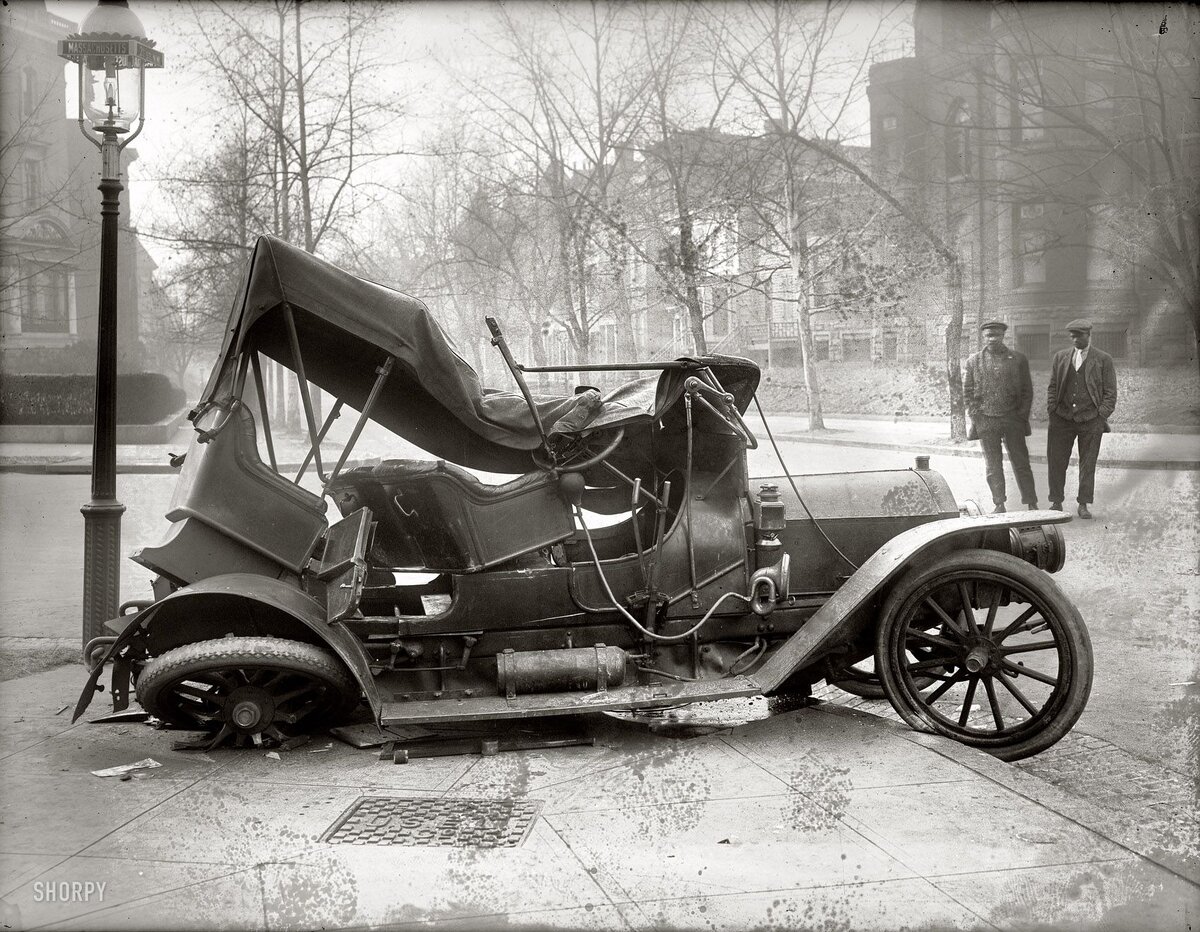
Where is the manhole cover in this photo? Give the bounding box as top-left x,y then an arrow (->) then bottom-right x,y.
322,796 -> 543,847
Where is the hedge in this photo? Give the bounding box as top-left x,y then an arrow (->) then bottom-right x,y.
0,373 -> 187,425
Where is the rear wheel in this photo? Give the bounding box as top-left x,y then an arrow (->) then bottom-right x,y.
876,551 -> 1092,761
136,637 -> 360,746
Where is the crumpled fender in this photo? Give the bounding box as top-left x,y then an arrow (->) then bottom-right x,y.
72,574 -> 380,723
750,511 -> 1072,693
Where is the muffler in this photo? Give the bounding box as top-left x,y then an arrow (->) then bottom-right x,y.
496,645 -> 628,698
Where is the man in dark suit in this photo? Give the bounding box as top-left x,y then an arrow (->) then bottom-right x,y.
964,320 -> 1037,513
1046,319 -> 1118,519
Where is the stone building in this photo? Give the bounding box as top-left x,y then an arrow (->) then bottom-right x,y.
0,0 -> 148,373
868,0 -> 1196,367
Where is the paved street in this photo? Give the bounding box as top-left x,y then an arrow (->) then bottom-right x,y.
2,430 -> 1196,848
1,416 -> 1197,929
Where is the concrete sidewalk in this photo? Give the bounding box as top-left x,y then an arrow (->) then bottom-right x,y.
1,665 -> 1196,930
1,412 -> 1197,474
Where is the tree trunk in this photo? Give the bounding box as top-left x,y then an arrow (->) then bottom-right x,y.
945,256 -> 968,442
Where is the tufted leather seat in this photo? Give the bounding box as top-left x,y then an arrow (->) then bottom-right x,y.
332,459 -> 575,572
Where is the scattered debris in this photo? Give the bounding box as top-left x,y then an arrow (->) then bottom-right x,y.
308,742 -> 334,753
54,705 -> 69,716
278,734 -> 311,752
90,710 -> 151,725
266,751 -> 282,761
718,838 -> 731,844
91,758 -> 162,778
387,728 -> 593,764
329,722 -> 435,749
1167,681 -> 1196,687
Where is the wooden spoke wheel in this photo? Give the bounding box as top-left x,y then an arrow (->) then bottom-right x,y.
876,550 -> 1092,761
136,637 -> 360,747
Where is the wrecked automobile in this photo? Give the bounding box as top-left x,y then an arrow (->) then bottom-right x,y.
77,235 -> 1092,762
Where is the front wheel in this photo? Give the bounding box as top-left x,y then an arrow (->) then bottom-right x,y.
876,550 -> 1092,761
136,636 -> 360,746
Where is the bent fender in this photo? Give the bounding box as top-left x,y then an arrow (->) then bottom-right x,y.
750,511 -> 1072,693
73,574 -> 380,723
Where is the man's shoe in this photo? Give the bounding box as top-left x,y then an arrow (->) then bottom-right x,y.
1050,502 -> 1063,511
1078,504 -> 1093,519
992,504 -> 1006,514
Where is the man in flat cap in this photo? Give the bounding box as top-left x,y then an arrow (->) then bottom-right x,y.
964,320 -> 1038,513
1046,318 -> 1117,519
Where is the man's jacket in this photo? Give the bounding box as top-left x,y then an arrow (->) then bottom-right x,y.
964,346 -> 1033,440
1047,346 -> 1118,432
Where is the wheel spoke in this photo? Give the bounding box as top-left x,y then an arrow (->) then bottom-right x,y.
906,656 -> 953,672
996,670 -> 1041,715
923,669 -> 965,704
996,605 -> 1039,640
905,628 -> 959,651
922,598 -> 967,639
1000,659 -> 1059,687
982,586 -> 1002,638
982,675 -> 1005,730
958,676 -> 979,727
957,583 -> 978,634
1001,639 -> 1059,656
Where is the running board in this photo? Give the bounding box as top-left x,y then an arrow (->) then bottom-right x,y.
379,676 -> 761,725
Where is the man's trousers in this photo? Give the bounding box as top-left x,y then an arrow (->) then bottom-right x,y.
1047,412 -> 1104,504
978,425 -> 1037,507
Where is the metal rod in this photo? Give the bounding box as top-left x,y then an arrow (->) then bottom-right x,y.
517,361 -> 692,373
295,399 -> 344,483
684,395 -> 698,600
283,304 -> 325,481
324,357 -> 394,494
250,353 -> 277,471
600,461 -> 665,508
485,317 -> 550,453
694,455 -> 740,501
631,478 -> 647,583
643,479 -> 671,634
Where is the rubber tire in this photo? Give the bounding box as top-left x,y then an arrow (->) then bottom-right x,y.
875,550 -> 1092,762
136,636 -> 360,732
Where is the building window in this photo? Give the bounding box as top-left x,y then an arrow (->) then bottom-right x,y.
881,115 -> 898,131
813,334 -> 830,361
881,331 -> 899,362
21,67 -> 39,118
947,102 -> 972,177
22,159 -> 43,210
1013,60 -> 1045,143
842,332 -> 872,362
1090,329 -> 1128,358
1013,203 -> 1047,286
1015,328 -> 1051,361
22,268 -> 72,333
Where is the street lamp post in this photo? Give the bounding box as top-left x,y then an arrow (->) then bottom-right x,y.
58,1 -> 163,654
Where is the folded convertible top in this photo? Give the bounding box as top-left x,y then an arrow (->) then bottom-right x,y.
198,235 -> 759,472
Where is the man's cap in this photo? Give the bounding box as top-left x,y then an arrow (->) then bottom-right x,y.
980,320 -> 1008,332
1065,318 -> 1093,333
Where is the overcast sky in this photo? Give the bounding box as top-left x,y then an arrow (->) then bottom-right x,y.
45,0 -> 912,268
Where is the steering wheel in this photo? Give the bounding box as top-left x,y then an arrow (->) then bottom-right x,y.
533,426 -> 625,473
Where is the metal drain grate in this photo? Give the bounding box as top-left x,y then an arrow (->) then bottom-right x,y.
322,796 -> 543,847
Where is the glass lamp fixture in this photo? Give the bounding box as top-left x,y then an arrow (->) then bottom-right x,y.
59,0 -> 163,145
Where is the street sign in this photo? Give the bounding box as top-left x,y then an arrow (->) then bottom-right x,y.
57,37 -> 164,69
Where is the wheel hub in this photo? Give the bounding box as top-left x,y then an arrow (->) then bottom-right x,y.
962,638 -> 999,674
224,686 -> 276,732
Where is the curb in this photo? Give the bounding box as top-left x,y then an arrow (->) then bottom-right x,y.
0,458 -> 384,476
772,432 -> 1200,472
